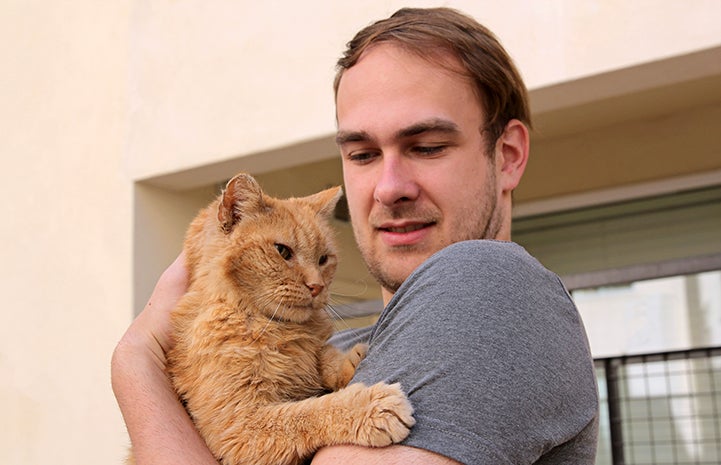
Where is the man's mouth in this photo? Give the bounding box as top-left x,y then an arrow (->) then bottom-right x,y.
381,223 -> 429,233
375,220 -> 436,247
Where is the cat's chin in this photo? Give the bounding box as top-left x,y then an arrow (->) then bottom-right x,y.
262,305 -> 324,324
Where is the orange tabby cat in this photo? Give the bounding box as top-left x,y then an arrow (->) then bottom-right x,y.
129,173 -> 414,465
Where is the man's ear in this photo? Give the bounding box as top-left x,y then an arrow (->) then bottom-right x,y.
495,119 -> 529,193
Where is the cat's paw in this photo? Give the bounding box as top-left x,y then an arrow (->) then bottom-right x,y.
334,343 -> 368,388
348,382 -> 415,447
348,343 -> 368,365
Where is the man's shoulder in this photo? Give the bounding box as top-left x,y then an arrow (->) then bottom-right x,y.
416,239 -> 547,279
391,239 -> 572,317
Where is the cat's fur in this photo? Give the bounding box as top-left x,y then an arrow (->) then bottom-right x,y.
129,173 -> 414,465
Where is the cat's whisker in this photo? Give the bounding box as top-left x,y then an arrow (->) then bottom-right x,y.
323,303 -> 344,321
327,294 -> 361,309
250,298 -> 284,344
325,298 -> 349,321
323,304 -> 364,339
329,281 -> 370,299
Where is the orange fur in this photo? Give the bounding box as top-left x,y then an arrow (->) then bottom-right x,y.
128,173 -> 414,465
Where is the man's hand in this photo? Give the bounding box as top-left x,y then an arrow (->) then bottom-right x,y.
111,253 -> 218,465
115,252 -> 187,370
312,444 -> 462,465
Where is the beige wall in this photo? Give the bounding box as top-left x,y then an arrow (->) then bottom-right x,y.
1,1 -> 720,463
0,1 -> 132,463
130,0 -> 721,183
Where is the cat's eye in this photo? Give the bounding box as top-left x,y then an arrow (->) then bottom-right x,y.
319,255 -> 328,266
275,243 -> 293,261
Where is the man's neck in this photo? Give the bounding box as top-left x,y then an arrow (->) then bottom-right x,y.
381,288 -> 394,307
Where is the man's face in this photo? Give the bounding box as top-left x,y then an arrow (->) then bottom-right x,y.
336,44 -> 505,298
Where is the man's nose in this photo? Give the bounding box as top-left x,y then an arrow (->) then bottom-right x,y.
372,153 -> 420,206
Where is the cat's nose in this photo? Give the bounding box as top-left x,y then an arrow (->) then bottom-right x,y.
306,283 -> 324,297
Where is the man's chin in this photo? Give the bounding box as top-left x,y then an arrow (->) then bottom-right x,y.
369,256 -> 428,294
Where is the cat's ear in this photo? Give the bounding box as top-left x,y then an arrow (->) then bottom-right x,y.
217,173 -> 264,234
306,186 -> 343,220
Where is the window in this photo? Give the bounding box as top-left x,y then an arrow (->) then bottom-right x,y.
514,185 -> 721,464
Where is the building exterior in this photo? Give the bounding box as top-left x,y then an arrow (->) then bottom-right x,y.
1,1 -> 720,463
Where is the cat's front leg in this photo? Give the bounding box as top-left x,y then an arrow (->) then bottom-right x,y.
336,382 -> 415,447
318,343 -> 368,390
213,382 -> 414,465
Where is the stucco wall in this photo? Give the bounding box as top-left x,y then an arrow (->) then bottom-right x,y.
129,0 -> 721,183
0,1 -> 132,463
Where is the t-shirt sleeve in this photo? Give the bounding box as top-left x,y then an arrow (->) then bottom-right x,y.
349,240 -> 599,464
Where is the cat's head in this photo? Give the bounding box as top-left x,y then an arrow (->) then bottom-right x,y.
210,173 -> 342,324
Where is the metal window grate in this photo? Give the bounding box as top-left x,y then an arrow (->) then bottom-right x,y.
595,347 -> 721,465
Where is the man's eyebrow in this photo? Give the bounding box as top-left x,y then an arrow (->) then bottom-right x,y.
335,119 -> 460,146
396,119 -> 461,139
335,130 -> 372,145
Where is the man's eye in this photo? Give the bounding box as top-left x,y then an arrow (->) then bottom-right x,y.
413,145 -> 446,156
346,151 -> 378,164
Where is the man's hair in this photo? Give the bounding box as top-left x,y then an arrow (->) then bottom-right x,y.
334,7 -> 531,152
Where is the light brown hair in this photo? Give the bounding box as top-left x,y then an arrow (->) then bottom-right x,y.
335,7 -> 531,152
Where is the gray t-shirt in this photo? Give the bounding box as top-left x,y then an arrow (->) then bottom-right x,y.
330,240 -> 599,464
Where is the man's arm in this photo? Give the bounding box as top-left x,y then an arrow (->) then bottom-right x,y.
312,444 -> 462,465
111,254 -> 218,465
317,241 -> 599,464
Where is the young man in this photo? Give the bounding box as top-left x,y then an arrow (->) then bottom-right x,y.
112,7 -> 599,465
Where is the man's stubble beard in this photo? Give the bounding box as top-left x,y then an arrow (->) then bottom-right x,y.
353,169 -> 500,294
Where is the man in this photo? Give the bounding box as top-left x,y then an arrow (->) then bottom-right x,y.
112,7 -> 599,464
